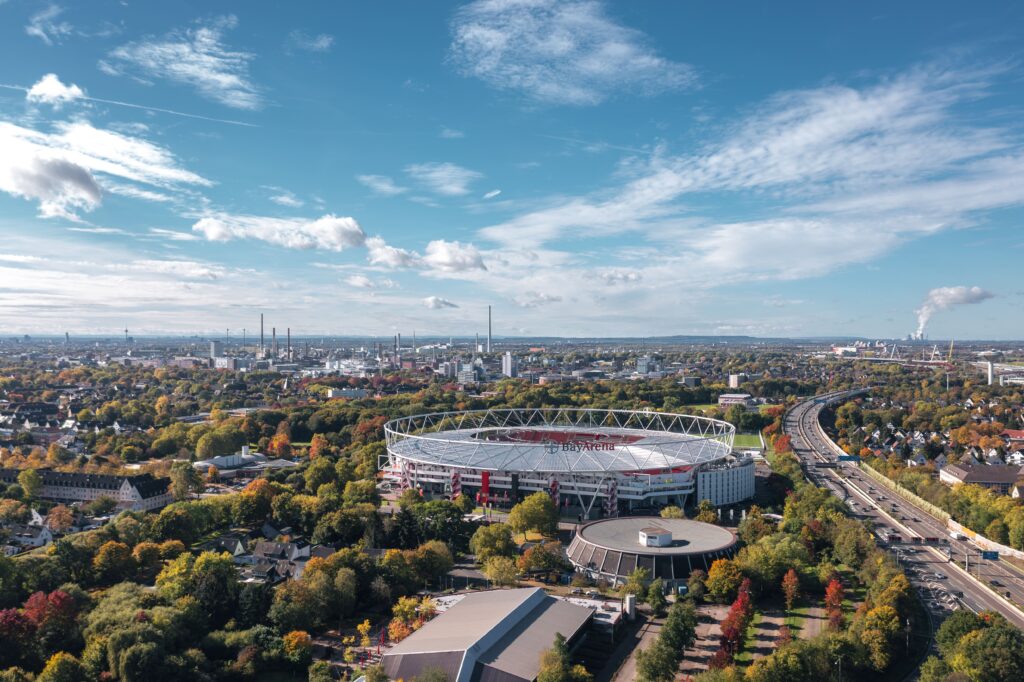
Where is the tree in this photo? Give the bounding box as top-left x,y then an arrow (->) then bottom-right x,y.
93,541 -> 134,583
470,523 -> 516,563
414,667 -> 453,682
687,569 -> 707,601
36,652 -> 86,682
357,619 -> 373,647
646,578 -> 667,615
935,608 -> 985,658
695,499 -> 718,524
169,461 -> 203,501
17,469 -> 41,500
824,578 -> 844,620
705,559 -> 742,602
621,567 -> 651,602
0,499 -> 29,523
483,556 -> 520,586
539,633 -> 592,682
659,506 -> 685,519
950,620 -> 1024,681
283,630 -> 312,666
781,568 -> 800,610
308,433 -> 330,460
507,492 -> 558,539
308,661 -> 334,682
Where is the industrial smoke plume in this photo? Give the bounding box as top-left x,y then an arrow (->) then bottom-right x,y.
914,286 -> 994,339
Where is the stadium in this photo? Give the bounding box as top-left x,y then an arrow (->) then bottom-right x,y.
381,408 -> 755,517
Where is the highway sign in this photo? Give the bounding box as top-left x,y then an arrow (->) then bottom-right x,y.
837,455 -> 861,462
981,551 -> 1000,561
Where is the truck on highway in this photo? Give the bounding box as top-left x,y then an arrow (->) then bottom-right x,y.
950,531 -> 965,541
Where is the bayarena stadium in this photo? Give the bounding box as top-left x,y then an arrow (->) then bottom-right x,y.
381,408 -> 755,517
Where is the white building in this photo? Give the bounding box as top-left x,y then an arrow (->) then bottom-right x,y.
501,352 -> 518,378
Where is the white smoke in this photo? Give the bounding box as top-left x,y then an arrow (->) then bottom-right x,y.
914,286 -> 994,338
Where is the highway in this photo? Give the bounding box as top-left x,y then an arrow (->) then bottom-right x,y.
784,393 -> 1024,631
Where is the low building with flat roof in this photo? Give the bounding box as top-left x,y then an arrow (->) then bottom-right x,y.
567,517 -> 737,587
381,588 -> 593,682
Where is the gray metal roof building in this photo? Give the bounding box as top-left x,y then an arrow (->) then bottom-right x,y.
381,588 -> 593,682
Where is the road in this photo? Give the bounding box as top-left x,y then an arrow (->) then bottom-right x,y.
784,393 -> 1024,631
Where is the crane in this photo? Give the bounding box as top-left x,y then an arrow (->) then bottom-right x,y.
947,339 -> 955,363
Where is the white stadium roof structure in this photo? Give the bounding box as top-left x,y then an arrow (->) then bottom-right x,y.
383,408 -> 735,474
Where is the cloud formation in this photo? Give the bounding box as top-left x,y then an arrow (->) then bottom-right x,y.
192,213 -> 366,251
25,4 -> 72,45
423,295 -> 459,309
449,0 -> 696,105
26,73 -> 84,107
422,240 -> 487,272
365,236 -> 420,268
286,30 -> 334,53
405,162 -> 481,196
101,16 -> 262,110
356,174 -> 408,196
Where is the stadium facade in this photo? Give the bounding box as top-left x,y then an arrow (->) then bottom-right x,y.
381,408 -> 755,516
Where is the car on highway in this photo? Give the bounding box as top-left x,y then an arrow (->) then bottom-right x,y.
912,517 -> 920,522
934,573 -> 947,580
991,579 -> 1002,587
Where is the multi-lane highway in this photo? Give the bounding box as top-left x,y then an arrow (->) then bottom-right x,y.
785,393 -> 1024,631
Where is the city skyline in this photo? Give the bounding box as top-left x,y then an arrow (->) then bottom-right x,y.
2,1 -> 1023,338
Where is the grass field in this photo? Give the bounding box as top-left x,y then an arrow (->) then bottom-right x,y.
733,611 -> 763,665
733,433 -> 763,448
682,403 -> 719,413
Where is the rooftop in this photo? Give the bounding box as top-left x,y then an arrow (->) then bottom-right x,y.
577,516 -> 736,555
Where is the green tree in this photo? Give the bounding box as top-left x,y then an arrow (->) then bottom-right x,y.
646,578 -> 667,615
470,523 -> 516,563
935,608 -> 984,658
17,469 -> 41,500
483,556 -> 520,586
308,660 -> 333,682
507,492 -> 558,539
686,570 -> 707,602
950,621 -> 1024,682
705,559 -> 742,602
169,461 -> 203,501
621,567 -> 651,602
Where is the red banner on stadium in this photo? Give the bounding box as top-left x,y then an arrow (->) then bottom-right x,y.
481,471 -> 490,502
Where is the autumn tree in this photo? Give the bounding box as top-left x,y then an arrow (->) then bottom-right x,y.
507,492 -> 558,539
93,541 -> 134,583
695,498 -> 718,524
705,559 -> 742,602
781,568 -> 800,610
17,469 -> 41,500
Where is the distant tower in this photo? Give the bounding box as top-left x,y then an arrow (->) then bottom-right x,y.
260,314 -> 265,357
124,326 -> 129,345
988,361 -> 994,386
287,328 -> 291,360
397,333 -> 402,352
64,332 -> 69,345
475,332 -> 480,353
272,327 -> 277,357
487,305 -> 492,353
413,330 -> 417,352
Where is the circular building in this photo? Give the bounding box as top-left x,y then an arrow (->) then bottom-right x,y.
382,408 -> 753,515
567,517 -> 737,587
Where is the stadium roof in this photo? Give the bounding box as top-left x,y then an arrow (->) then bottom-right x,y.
385,408 -> 734,474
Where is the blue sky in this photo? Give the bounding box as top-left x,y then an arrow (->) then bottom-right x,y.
0,0 -> 1022,339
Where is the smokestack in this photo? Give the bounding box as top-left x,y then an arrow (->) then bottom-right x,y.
397,333 -> 402,354
488,305 -> 492,353
413,330 -> 416,353
65,331 -> 69,345
260,314 -> 264,356
476,332 -> 479,352
988,361 -> 994,386
287,328 -> 291,360
272,327 -> 277,357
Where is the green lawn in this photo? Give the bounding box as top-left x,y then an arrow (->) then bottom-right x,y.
783,605 -> 811,634
733,433 -> 763,448
682,403 -> 719,413
733,612 -> 763,665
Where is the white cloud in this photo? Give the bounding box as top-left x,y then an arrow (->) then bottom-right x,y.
267,189 -> 304,207
25,4 -> 72,45
423,295 -> 459,309
422,240 -> 486,272
600,270 -> 641,286
483,189 -> 501,199
440,127 -> 465,139
115,259 -> 226,280
0,119 -> 210,219
26,74 -> 84,107
148,228 -> 199,241
287,30 -> 334,53
192,213 -> 366,251
344,274 -> 375,289
67,227 -> 128,235
515,291 -> 562,307
405,162 -> 481,196
356,174 -> 408,196
449,0 -> 696,105
101,16 -> 262,110
365,236 -> 420,268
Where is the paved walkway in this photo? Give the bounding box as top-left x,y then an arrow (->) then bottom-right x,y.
680,604 -> 728,677
606,613 -> 662,682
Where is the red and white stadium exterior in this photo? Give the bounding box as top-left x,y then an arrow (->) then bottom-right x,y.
381,408 -> 755,517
